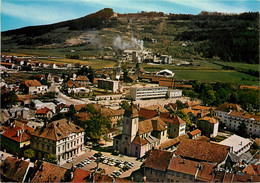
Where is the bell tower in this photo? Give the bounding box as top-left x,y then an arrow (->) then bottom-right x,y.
121,105 -> 139,155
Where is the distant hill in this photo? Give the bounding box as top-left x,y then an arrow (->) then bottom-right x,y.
1,9 -> 259,64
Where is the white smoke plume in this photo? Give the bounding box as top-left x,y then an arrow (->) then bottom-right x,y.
113,36 -> 143,50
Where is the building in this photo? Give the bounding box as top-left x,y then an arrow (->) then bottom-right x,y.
29,161 -> 69,182
156,69 -> 174,77
197,116 -> 219,137
97,79 -> 119,93
226,111 -> 260,137
130,86 -> 168,100
74,75 -> 90,87
167,89 -> 182,98
20,80 -> 48,94
175,139 -> 230,165
1,123 -> 34,156
0,156 -> 32,182
214,102 -> 244,125
113,105 -> 168,158
30,119 -> 85,165
219,134 -> 252,156
143,149 -> 217,182
242,164 -> 260,176
188,129 -> 202,139
143,149 -> 173,182
161,115 -> 186,138
35,107 -> 54,120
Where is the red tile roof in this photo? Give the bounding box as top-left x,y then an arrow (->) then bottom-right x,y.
138,117 -> 167,135
161,115 -> 186,125
2,124 -> 34,142
31,161 -> 68,182
168,157 -> 200,176
229,111 -> 260,121
199,116 -> 219,124
239,85 -> 260,90
138,108 -> 158,119
35,107 -> 51,115
132,136 -> 149,145
144,149 -> 173,171
74,112 -> 91,121
31,119 -> 84,141
196,162 -> 216,182
242,164 -> 260,176
175,139 -> 230,163
75,75 -> 89,81
232,173 -> 259,182
144,105 -> 169,113
22,80 -> 42,87
192,105 -> 215,111
215,102 -> 243,112
0,157 -> 30,182
185,101 -> 199,107
74,104 -> 86,111
157,134 -> 189,150
66,80 -> 79,88
189,129 -> 201,136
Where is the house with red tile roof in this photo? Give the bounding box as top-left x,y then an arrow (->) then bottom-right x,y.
143,149 -> 173,182
175,139 -> 230,165
0,156 -> 31,182
188,129 -> 202,139
1,123 -> 34,156
30,119 -> 84,165
20,79 -> 48,94
30,161 -> 69,182
161,115 -> 186,138
74,75 -> 90,87
197,116 -> 219,137
35,107 -> 54,120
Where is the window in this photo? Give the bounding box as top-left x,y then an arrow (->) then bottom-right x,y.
67,144 -> 69,149
176,172 -> 180,177
189,175 -> 193,180
125,137 -> 128,140
42,144 -> 44,150
62,145 -> 64,150
58,147 -> 60,153
136,146 -> 138,150
183,174 -> 186,179
116,141 -> 118,144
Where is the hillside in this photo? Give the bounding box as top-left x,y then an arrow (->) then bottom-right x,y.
1,9 -> 259,64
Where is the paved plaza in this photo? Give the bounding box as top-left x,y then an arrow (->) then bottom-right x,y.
61,148 -> 143,178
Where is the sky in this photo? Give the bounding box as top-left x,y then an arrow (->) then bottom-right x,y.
1,0 -> 259,31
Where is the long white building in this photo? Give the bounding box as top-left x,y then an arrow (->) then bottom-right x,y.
130,86 -> 168,100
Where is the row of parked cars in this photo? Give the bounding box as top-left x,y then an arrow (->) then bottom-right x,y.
74,156 -> 96,169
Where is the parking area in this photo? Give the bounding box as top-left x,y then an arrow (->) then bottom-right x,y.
62,148 -> 143,178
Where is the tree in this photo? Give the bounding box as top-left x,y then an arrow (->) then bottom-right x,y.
65,105 -> 77,119
176,100 -> 185,110
175,110 -> 192,131
1,90 -> 18,108
46,153 -> 57,164
76,66 -> 95,82
120,101 -> 130,110
237,121 -> 248,137
24,149 -> 35,160
52,113 -> 65,121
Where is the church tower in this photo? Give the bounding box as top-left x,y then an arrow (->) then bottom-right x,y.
121,105 -> 139,155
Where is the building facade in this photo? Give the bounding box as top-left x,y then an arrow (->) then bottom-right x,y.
130,86 -> 168,100
167,89 -> 182,98
113,106 -> 168,158
197,117 -> 219,137
97,79 -> 119,93
30,119 -> 85,165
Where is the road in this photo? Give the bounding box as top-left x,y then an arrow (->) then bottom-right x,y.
49,84 -> 90,105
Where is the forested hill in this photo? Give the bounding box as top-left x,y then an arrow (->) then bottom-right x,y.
2,9 -> 259,64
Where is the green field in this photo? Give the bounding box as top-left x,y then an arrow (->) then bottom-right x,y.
173,70 -> 258,85
213,61 -> 259,71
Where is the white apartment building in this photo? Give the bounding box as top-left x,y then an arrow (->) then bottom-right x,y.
219,134 -> 252,156
130,86 -> 168,101
167,89 -> 182,98
214,102 -> 244,125
31,119 -> 85,165
98,79 -> 119,93
226,111 -> 260,137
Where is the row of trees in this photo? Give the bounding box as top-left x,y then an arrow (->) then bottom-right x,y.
183,81 -> 259,112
